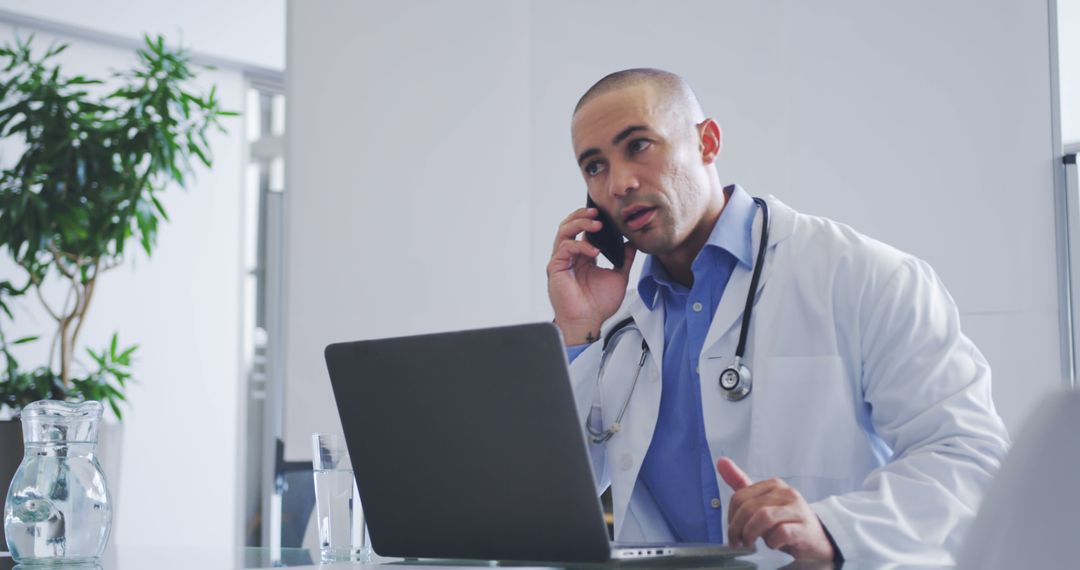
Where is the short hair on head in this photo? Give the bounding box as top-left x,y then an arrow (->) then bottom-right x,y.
573,68 -> 705,122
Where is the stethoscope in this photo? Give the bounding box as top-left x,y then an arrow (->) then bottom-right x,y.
586,197 -> 770,444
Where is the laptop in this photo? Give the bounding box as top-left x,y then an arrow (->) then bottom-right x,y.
324,322 -> 753,563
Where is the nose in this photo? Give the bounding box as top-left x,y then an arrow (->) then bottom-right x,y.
606,161 -> 639,200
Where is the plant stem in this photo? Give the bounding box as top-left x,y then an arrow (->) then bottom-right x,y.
66,262 -> 98,385
45,272 -> 78,373
30,275 -> 60,322
57,271 -> 83,386
58,311 -> 71,384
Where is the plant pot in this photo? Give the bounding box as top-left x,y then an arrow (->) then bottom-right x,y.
0,419 -> 123,553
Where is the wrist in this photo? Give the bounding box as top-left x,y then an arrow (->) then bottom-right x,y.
555,319 -> 603,346
819,517 -> 843,563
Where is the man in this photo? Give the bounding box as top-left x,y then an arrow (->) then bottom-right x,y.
546,68 -> 1009,563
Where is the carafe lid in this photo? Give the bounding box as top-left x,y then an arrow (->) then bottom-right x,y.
20,400 -> 103,443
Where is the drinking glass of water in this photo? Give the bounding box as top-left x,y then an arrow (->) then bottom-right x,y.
311,432 -> 371,563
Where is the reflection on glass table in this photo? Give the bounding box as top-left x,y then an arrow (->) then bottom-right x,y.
0,547 -> 317,570
0,547 -> 958,569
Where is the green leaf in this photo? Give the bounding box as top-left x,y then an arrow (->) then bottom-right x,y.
85,347 -> 106,367
64,75 -> 102,87
12,336 -> 38,345
150,195 -> 169,222
118,344 -> 138,362
107,385 -> 127,401
44,42 -> 69,58
108,398 -> 122,420
188,140 -> 209,166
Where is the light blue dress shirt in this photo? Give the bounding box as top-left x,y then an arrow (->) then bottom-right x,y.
567,185 -> 756,543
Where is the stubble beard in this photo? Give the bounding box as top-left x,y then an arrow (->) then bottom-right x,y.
625,209 -> 678,257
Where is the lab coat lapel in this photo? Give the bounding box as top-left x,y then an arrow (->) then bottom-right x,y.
608,293 -> 665,536
701,196 -> 795,353
625,292 -> 665,446
628,293 -> 665,365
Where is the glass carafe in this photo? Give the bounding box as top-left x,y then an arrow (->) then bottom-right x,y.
4,400 -> 112,564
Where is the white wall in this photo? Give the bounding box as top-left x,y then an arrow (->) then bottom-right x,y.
1062,0 -> 1080,143
0,22 -> 249,549
284,0 -> 534,456
0,0 -> 285,71
286,0 -> 1062,459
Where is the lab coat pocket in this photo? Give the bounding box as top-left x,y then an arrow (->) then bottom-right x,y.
751,355 -> 861,481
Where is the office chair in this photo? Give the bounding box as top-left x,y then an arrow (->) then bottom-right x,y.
958,389 -> 1079,569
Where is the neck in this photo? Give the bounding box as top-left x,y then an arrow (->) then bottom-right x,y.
656,185 -> 728,287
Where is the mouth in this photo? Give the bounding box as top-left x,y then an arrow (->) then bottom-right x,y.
622,205 -> 658,232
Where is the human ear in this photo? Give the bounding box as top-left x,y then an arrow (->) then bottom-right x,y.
698,118 -> 722,164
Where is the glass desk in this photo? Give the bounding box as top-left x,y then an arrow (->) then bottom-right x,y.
0,548 -> 950,569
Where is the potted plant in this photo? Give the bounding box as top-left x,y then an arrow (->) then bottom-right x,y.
0,34 -> 235,546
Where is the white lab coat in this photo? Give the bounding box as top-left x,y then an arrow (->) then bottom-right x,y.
568,196 -> 1010,564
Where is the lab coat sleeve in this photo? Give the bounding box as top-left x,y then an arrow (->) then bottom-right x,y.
567,340 -> 611,495
810,256 -> 1010,564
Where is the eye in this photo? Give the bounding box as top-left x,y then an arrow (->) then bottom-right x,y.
628,139 -> 652,154
584,160 -> 607,177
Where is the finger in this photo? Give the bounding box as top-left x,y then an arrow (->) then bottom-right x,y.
547,240 -> 599,276
763,522 -> 800,552
726,477 -> 783,527
726,481 -> 789,546
742,505 -> 801,548
717,457 -> 753,491
552,216 -> 603,254
559,207 -> 598,227
557,212 -> 600,237
555,207 -> 599,236
548,240 -> 599,275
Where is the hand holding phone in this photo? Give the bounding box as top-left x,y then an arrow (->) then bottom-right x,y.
546,198 -> 635,346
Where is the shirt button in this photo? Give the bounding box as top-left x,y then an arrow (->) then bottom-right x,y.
710,498 -> 721,509
692,302 -> 704,312
620,454 -> 634,472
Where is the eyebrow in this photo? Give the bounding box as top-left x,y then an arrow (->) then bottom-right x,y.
576,125 -> 650,167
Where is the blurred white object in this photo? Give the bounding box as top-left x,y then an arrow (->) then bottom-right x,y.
959,389 -> 1080,569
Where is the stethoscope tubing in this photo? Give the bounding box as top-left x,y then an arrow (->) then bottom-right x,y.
588,333 -> 648,443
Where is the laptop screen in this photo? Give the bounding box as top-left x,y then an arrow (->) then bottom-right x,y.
324,322 -> 612,562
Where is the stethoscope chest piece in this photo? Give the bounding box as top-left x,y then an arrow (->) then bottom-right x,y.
719,357 -> 752,401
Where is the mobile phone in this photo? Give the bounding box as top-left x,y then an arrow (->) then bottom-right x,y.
585,195 -> 627,268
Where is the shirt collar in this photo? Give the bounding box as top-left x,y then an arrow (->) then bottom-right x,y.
637,184 -> 756,309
